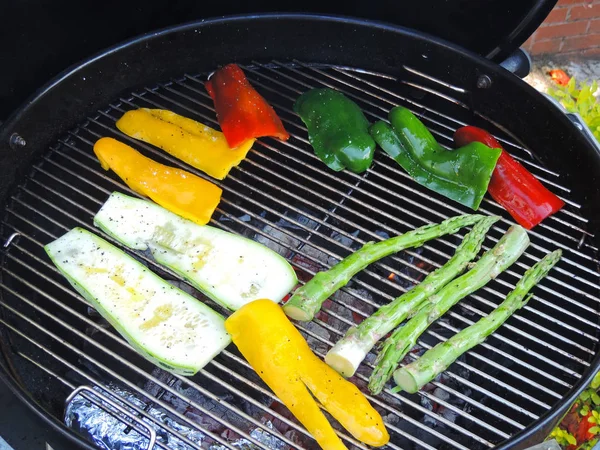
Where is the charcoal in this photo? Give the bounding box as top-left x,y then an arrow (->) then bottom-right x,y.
255,225 -> 299,258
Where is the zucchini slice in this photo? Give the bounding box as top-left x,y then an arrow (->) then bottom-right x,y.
93,192 -> 298,311
45,228 -> 230,376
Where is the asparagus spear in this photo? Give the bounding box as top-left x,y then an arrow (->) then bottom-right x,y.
325,216 -> 499,377
283,214 -> 486,321
368,225 -> 530,395
394,249 -> 561,393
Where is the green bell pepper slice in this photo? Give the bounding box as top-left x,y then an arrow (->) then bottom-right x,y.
370,107 -> 501,210
294,88 -> 375,173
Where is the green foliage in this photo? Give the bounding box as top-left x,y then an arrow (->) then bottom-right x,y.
551,428 -> 577,446
551,368 -> 600,448
548,77 -> 600,143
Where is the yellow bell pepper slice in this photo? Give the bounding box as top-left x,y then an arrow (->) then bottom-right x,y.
116,108 -> 255,180
225,299 -> 389,450
93,137 -> 222,225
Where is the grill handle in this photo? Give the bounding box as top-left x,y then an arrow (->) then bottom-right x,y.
499,48 -> 532,78
65,385 -> 157,450
544,93 -> 600,156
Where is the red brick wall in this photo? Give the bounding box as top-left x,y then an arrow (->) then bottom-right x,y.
523,0 -> 600,56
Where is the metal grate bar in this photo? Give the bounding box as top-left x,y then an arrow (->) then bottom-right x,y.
236,64 -> 590,240
16,168 -> 571,402
2,62 -> 598,450
113,87 -> 598,311
48,133 -> 590,381
175,76 -> 600,283
62,103 -> 596,376
3,179 -> 498,447
3,179 -> 535,446
1,233 -> 373,450
0,228 -> 465,450
30,122 -> 596,390
239,61 -> 592,231
9,158 -> 569,429
101,94 -> 598,357
267,60 -> 577,205
265,61 -> 564,190
6,179 -> 537,436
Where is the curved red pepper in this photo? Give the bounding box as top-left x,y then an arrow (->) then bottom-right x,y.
205,64 -> 289,148
454,126 -> 564,229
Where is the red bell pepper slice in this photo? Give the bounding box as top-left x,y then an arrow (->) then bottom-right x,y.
454,126 -> 564,229
205,64 -> 290,148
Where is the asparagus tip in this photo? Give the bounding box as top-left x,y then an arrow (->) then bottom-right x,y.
393,368 -> 419,394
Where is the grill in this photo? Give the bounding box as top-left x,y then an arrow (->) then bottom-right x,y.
1,18 -> 600,450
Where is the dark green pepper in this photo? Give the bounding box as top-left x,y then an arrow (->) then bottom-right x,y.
370,107 -> 501,210
294,88 -> 375,173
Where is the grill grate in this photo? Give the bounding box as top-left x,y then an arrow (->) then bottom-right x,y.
1,61 -> 600,450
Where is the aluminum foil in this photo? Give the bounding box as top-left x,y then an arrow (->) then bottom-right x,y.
65,384 -> 204,450
65,385 -> 289,450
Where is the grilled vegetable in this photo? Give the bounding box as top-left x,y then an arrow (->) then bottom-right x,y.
94,192 -> 297,311
116,108 -> 255,180
325,216 -> 499,378
369,225 -> 530,394
294,88 -> 376,173
394,249 -> 561,393
205,64 -> 289,147
225,299 -> 389,449
453,126 -> 565,229
93,137 -> 222,225
283,214 -> 485,322
370,108 -> 502,210
45,228 -> 229,375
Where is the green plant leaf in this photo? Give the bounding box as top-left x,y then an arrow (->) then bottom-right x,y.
589,426 -> 600,435
567,432 -> 577,445
592,392 -> 600,405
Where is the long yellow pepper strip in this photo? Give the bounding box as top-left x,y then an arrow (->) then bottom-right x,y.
94,137 -> 222,225
116,108 -> 255,180
225,299 -> 389,450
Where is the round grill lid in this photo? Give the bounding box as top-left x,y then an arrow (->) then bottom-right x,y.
261,0 -> 557,61
342,0 -> 558,61
0,0 -> 556,120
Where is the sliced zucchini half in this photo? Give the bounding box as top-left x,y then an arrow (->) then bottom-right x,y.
45,228 -> 230,376
93,192 -> 298,310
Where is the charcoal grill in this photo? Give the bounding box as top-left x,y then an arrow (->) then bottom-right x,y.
1,14 -> 600,450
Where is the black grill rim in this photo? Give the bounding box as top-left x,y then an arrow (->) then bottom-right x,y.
0,361 -> 95,450
1,13 -> 600,450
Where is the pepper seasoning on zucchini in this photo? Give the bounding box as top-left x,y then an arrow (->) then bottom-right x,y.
225,299 -> 389,450
45,228 -> 230,376
94,192 -> 298,311
370,107 -> 502,210
116,108 -> 255,180
294,88 -> 376,173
